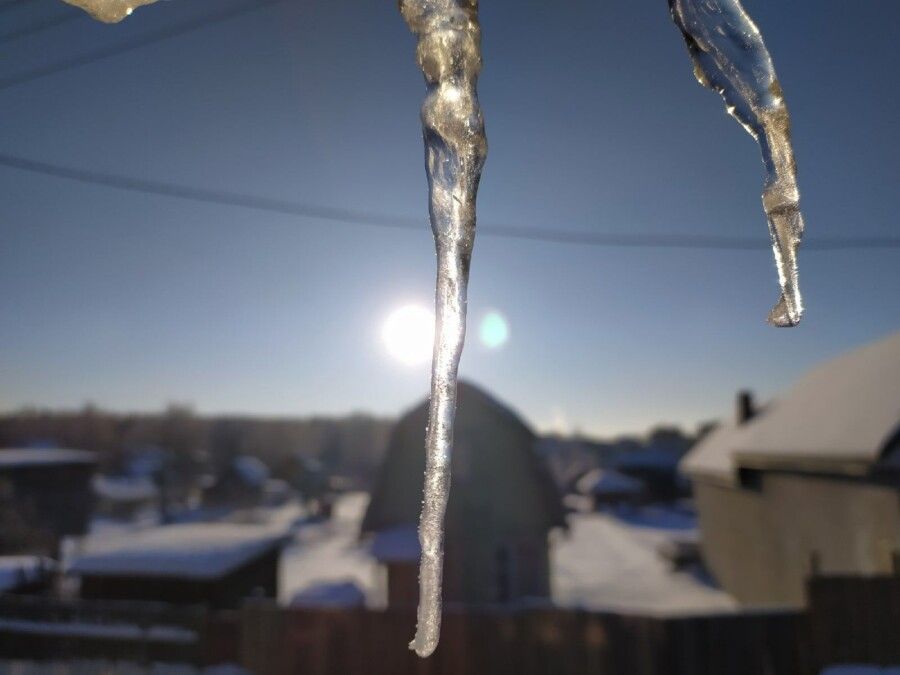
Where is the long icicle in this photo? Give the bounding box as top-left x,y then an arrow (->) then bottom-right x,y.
669,0 -> 805,326
399,0 -> 487,658
63,0 -> 159,23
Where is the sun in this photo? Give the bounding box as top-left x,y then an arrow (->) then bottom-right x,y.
382,304 -> 435,366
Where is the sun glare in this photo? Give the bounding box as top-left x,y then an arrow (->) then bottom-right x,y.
382,305 -> 435,366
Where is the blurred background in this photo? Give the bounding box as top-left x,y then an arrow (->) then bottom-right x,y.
0,0 -> 897,673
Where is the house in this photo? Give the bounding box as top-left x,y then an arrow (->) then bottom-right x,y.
682,332 -> 900,606
0,448 -> 98,556
574,467 -> 646,508
69,522 -> 290,608
361,381 -> 566,607
0,556 -> 56,595
202,455 -> 270,509
92,474 -> 160,522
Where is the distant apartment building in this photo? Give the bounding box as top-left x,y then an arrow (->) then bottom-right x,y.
682,332 -> 900,606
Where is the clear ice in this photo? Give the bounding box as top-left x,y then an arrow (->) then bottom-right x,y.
669,0 -> 805,326
63,0 -> 159,23
399,0 -> 487,658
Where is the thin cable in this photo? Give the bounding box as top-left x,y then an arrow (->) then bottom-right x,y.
1,11 -> 81,44
1,152 -> 898,251
0,0 -> 41,13
0,0 -> 287,91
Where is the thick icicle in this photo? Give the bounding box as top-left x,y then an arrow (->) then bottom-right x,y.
399,0 -> 487,658
62,0 -> 159,23
669,0 -> 805,326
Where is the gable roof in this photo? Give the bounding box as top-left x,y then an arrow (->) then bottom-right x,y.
361,381 -> 565,534
68,523 -> 289,580
683,331 -> 900,483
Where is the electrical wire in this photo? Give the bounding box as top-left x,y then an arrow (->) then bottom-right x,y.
1,151 -> 898,251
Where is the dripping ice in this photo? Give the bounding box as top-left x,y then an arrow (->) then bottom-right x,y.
398,0 -> 487,659
669,0 -> 806,326
63,0 -> 160,23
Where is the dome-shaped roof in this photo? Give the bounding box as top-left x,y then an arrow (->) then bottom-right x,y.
361,381 -> 565,534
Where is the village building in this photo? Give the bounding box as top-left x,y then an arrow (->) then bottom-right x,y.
0,448 -> 98,556
361,381 -> 566,607
682,331 -> 900,606
68,522 -> 290,608
92,474 -> 160,523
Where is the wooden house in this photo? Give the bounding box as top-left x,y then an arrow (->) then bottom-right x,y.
69,522 -> 289,609
361,381 -> 566,607
0,448 -> 98,556
682,332 -> 900,606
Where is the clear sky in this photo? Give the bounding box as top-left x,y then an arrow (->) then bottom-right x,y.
1,0 -> 898,436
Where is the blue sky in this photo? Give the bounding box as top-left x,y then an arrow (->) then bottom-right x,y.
0,0 -> 897,436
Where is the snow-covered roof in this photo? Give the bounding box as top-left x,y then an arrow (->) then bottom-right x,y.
613,447 -> 682,473
232,455 -> 270,487
0,448 -> 97,469
93,475 -> 159,502
0,556 -> 55,592
69,523 -> 290,580
683,331 -> 900,483
291,581 -> 366,608
575,468 -> 644,496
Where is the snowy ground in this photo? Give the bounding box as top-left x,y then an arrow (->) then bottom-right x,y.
551,510 -> 735,615
278,492 -> 735,615
278,492 -> 383,606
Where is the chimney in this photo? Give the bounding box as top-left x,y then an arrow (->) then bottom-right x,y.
736,390 -> 755,425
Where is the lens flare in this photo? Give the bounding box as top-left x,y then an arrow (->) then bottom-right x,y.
479,311 -> 509,349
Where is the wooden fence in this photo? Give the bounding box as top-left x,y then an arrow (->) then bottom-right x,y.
805,576 -> 900,672
239,604 -> 808,675
0,594 -> 211,665
1,575 -> 898,674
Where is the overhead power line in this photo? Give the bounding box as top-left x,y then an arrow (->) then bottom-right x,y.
0,0 -> 40,12
2,152 -> 898,252
1,11 -> 81,44
0,0 -> 287,91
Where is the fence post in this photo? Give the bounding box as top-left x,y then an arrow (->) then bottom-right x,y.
240,599 -> 284,674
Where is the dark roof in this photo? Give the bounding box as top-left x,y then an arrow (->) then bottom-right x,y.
362,381 -> 566,535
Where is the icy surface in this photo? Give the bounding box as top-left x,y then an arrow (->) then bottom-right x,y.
669,0 -> 805,326
399,0 -> 487,658
62,0 -> 160,23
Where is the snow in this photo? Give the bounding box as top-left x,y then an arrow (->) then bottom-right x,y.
93,475 -> 159,503
231,456 -> 269,487
575,468 -> 644,496
0,448 -> 97,468
279,493 -> 730,616
0,618 -> 196,643
279,493 -> 382,607
291,581 -> 366,608
551,511 -> 735,615
369,525 -> 419,563
69,522 -> 290,580
683,331 -> 900,483
0,556 -> 55,592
